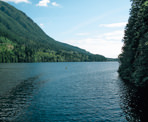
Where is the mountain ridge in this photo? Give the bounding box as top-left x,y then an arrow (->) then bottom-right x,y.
0,1 -> 107,62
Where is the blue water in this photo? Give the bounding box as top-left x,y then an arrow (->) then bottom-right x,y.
0,62 -> 147,121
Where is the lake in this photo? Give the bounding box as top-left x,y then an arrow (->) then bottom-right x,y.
0,62 -> 147,122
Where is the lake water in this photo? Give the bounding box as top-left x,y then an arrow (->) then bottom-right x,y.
0,62 -> 147,122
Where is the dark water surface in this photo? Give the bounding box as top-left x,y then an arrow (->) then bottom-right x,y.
0,62 -> 147,122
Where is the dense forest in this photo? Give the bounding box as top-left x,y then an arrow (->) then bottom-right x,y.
0,1 -> 107,63
118,0 -> 148,87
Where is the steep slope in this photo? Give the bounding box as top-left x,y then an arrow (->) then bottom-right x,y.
0,1 -> 106,62
118,0 -> 148,87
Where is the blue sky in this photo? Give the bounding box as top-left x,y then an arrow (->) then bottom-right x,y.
1,0 -> 131,58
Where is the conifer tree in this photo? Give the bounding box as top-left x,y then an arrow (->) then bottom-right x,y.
118,0 -> 148,86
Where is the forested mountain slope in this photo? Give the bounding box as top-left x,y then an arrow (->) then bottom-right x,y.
118,0 -> 148,87
0,1 -> 106,62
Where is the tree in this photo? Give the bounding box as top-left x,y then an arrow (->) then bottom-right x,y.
118,0 -> 148,87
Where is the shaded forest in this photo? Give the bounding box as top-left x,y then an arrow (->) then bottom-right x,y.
118,0 -> 148,87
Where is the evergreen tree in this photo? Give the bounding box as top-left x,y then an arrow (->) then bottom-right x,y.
118,0 -> 148,87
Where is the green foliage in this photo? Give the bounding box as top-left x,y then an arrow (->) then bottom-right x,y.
0,1 -> 107,63
118,0 -> 148,87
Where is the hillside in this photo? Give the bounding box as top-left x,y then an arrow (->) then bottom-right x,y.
118,0 -> 148,87
0,1 -> 106,62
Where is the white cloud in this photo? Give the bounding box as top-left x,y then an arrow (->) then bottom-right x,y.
51,2 -> 60,7
39,23 -> 44,28
36,0 -> 50,7
64,37 -> 123,58
1,0 -> 30,3
63,30 -> 124,58
103,30 -> 123,36
103,30 -> 124,40
99,22 -> 127,28
66,39 -> 123,58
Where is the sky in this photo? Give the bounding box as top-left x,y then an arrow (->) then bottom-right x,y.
1,0 -> 131,58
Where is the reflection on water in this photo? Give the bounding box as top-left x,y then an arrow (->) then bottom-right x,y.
118,81 -> 148,122
0,75 -> 45,121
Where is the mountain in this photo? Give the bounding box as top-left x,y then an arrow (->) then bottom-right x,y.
0,1 -> 106,62
118,0 -> 148,87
